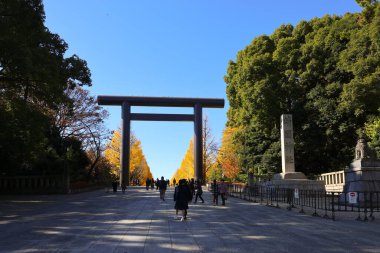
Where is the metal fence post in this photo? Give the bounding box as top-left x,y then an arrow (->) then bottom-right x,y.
323,191 -> 329,219
331,192 -> 335,221
369,192 -> 374,221
270,187 -> 273,206
356,192 -> 362,221
312,190 -> 318,217
364,192 -> 368,222
276,187 -> 280,208
299,189 -> 305,213
287,188 -> 292,211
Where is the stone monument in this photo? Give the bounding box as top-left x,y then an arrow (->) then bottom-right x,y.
339,139 -> 380,207
343,139 -> 380,192
273,114 -> 307,180
269,114 -> 324,190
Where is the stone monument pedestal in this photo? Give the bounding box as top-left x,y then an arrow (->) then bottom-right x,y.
339,140 -> 380,207
273,172 -> 307,180
339,160 -> 380,207
270,172 -> 325,190
344,159 -> 380,192
267,178 -> 325,191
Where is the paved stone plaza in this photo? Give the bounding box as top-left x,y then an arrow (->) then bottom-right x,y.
0,187 -> 379,253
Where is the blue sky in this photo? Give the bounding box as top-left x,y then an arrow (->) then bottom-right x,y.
44,0 -> 361,179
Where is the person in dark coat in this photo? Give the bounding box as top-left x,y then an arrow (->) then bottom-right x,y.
158,176 -> 167,201
145,178 -> 151,190
150,178 -> 155,190
156,178 -> 160,190
189,178 -> 195,196
211,179 -> 219,205
174,179 -> 192,221
194,179 -> 204,203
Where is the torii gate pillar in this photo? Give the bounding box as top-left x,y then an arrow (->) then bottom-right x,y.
194,103 -> 203,182
121,101 -> 131,187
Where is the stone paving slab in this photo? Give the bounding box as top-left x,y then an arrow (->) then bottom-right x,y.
1,187 -> 380,253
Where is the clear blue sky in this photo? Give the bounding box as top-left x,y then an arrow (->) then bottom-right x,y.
44,0 -> 361,179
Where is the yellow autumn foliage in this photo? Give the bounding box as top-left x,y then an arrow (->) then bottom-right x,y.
217,127 -> 240,179
171,139 -> 194,183
104,129 -> 153,185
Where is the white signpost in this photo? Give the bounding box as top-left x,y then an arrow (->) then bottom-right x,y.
294,188 -> 299,199
348,192 -> 358,204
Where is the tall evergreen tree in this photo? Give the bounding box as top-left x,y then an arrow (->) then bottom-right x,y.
225,2 -> 380,176
0,0 -> 93,176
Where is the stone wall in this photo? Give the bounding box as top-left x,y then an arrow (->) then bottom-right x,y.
0,175 -> 69,194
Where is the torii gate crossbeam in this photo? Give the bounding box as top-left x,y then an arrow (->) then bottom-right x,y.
97,96 -> 224,187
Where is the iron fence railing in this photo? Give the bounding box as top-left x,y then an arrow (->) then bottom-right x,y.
216,183 -> 380,221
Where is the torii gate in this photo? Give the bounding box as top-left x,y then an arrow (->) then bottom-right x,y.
97,96 -> 224,187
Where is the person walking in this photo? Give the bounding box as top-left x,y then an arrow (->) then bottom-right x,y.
194,180 -> 204,203
211,179 -> 219,205
156,178 -> 160,190
158,176 -> 167,201
111,180 -> 118,193
173,183 -> 179,218
174,179 -> 192,221
145,178 -> 151,190
219,179 -> 228,205
172,178 -> 177,186
150,178 -> 155,190
189,178 -> 195,196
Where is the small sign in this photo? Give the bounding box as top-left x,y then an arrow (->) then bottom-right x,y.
348,192 -> 358,204
294,188 -> 299,199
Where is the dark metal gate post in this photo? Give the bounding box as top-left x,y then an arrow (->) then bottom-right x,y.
194,103 -> 203,183
121,101 -> 131,187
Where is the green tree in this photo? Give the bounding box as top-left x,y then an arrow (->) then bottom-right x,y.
225,2 -> 380,176
0,0 -> 93,176
365,116 -> 380,157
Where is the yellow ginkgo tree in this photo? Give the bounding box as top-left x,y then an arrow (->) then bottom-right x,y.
171,117 -> 219,184
215,127 -> 240,179
104,129 -> 153,185
171,139 -> 194,183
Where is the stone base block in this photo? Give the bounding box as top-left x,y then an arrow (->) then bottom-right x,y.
344,158 -> 380,192
273,172 -> 307,180
350,159 -> 380,170
265,179 -> 325,191
343,181 -> 380,192
339,158 -> 380,207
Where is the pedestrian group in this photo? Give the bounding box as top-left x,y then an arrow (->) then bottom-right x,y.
146,176 -> 229,221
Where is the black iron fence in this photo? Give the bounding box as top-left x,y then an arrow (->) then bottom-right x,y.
226,183 -> 379,221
